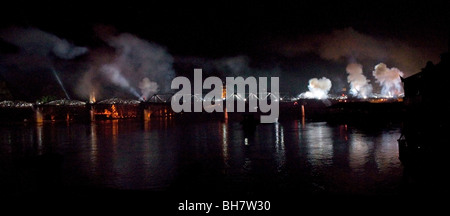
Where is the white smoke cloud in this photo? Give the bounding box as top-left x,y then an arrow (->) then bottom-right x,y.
0,27 -> 88,60
299,77 -> 332,99
101,64 -> 131,88
346,63 -> 372,98
77,67 -> 100,102
372,63 -> 404,97
76,32 -> 175,100
139,77 -> 159,100
214,56 -> 250,76
106,33 -> 174,93
0,27 -> 89,100
53,39 -> 89,59
283,27 -> 440,76
100,63 -> 141,98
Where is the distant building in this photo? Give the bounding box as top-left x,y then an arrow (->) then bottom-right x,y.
400,52 -> 449,163
403,53 -> 449,109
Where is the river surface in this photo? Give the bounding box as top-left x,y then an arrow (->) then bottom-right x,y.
0,119 -> 405,198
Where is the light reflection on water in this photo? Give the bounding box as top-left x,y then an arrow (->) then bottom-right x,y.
304,122 -> 334,167
274,123 -> 286,172
90,123 -> 97,173
349,132 -> 370,172
0,119 -> 402,194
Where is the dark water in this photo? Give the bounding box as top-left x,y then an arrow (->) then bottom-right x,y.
10,119 -> 450,215
0,119 -> 404,196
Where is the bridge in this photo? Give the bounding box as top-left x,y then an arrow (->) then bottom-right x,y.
0,92 -> 302,122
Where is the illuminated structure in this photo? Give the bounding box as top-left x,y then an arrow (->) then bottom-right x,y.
223,84 -> 228,119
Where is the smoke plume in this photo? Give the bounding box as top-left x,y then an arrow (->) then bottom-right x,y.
372,63 -> 404,97
139,77 -> 159,100
100,64 -> 140,97
0,27 -> 88,100
107,33 -> 174,92
283,27 -> 440,76
214,56 -> 250,76
346,63 -> 372,98
0,27 -> 88,60
299,77 -> 332,99
76,32 -> 175,100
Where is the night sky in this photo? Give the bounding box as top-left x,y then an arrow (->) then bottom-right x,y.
0,1 -> 448,101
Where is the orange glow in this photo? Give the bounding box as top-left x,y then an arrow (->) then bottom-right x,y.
98,104 -> 120,118
224,106 -> 228,119
301,115 -> 305,128
369,98 -> 403,103
112,119 -> 118,136
144,109 -> 152,121
90,108 -> 95,121
36,108 -> 43,123
89,92 -> 96,103
222,85 -> 226,99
